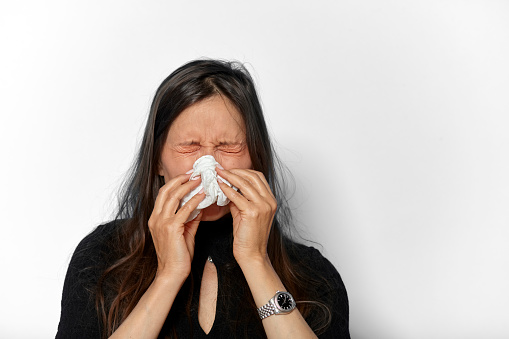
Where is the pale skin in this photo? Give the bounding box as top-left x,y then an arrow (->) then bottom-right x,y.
109,95 -> 317,338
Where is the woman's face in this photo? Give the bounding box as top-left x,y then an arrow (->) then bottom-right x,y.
158,95 -> 253,221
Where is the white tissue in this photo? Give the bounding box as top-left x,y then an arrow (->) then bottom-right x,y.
180,155 -> 235,221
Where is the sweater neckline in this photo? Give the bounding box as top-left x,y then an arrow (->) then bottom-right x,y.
193,213 -> 235,269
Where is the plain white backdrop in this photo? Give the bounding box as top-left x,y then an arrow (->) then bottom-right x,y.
1,1 -> 508,338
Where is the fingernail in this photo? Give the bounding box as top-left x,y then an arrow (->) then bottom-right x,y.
198,188 -> 204,194
185,169 -> 194,174
216,163 -> 224,169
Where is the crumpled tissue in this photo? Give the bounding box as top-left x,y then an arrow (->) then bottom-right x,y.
180,155 -> 236,221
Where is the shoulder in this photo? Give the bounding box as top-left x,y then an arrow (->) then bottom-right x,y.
286,240 -> 346,290
70,220 -> 119,271
64,219 -> 123,291
75,220 -> 119,253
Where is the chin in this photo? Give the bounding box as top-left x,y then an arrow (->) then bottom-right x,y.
200,204 -> 231,221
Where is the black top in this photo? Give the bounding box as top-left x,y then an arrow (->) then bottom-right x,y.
56,216 -> 350,338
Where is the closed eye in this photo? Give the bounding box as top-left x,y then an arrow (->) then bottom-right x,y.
219,149 -> 241,154
217,144 -> 245,153
174,145 -> 201,154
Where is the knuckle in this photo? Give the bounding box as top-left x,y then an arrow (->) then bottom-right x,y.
180,202 -> 194,212
241,177 -> 251,187
262,202 -> 273,213
168,196 -> 180,206
246,209 -> 260,218
251,170 -> 263,177
148,218 -> 162,233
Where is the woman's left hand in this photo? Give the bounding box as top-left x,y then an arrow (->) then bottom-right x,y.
216,168 -> 277,264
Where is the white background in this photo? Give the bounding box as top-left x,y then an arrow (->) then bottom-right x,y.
1,1 -> 508,338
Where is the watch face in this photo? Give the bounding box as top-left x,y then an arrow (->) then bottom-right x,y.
276,292 -> 295,311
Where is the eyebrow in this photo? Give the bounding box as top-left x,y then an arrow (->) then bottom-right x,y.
174,140 -> 245,146
218,141 -> 245,146
175,140 -> 200,146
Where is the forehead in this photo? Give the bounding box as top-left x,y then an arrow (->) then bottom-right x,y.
167,95 -> 246,142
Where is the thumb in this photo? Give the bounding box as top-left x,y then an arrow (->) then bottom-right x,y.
184,210 -> 202,239
229,202 -> 240,220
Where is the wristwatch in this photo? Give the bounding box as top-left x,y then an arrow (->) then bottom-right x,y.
257,291 -> 296,319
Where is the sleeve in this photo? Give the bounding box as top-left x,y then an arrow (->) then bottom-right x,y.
304,247 -> 351,339
56,227 -> 108,339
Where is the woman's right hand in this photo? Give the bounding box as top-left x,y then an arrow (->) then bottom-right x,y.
148,173 -> 205,281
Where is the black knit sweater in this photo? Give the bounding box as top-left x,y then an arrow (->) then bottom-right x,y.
56,216 -> 350,338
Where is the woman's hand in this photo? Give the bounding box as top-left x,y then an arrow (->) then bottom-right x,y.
148,174 -> 205,281
216,168 -> 277,264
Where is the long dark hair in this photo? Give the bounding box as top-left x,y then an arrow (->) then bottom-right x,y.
95,59 -> 333,338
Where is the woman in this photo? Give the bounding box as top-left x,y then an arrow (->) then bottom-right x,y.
56,59 -> 350,338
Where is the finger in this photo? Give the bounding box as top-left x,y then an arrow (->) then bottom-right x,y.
171,191 -> 206,222
217,168 -> 265,202
153,173 -> 193,214
218,181 -> 250,211
231,169 -> 275,199
158,177 -> 202,217
244,169 -> 275,199
184,210 -> 202,239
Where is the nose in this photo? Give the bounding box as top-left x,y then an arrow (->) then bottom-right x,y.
196,146 -> 220,162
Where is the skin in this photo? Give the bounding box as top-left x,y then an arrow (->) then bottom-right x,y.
109,95 -> 317,338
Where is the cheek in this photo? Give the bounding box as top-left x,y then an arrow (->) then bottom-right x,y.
160,158 -> 196,180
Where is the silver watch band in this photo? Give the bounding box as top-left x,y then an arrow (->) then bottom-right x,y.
257,301 -> 277,319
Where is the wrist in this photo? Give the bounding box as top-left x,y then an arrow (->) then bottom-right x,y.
236,254 -> 288,309
235,252 -> 270,268
155,267 -> 189,285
